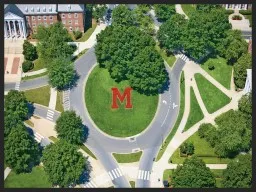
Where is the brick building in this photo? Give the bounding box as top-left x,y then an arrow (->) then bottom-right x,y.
4,4 -> 85,39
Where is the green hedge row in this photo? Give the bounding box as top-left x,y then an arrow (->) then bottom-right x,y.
225,10 -> 234,14
239,10 -> 252,15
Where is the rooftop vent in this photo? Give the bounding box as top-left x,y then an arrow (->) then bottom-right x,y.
43,7 -> 46,12
49,6 -> 52,12
37,7 -> 40,12
31,7 -> 34,12
68,4 -> 71,10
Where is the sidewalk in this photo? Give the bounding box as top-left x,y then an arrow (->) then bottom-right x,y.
175,4 -> 189,19
22,68 -> 47,77
4,167 -> 12,180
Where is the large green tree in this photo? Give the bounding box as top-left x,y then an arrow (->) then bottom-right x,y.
22,40 -> 38,61
92,4 -> 107,22
112,5 -> 136,27
42,140 -> 89,187
4,90 -> 28,120
48,57 -> 75,89
171,156 -> 216,188
238,92 -> 252,116
153,4 -> 176,22
222,154 -> 252,188
157,14 -> 187,52
234,53 -> 252,89
4,112 -> 23,137
55,111 -> 85,145
4,124 -> 40,173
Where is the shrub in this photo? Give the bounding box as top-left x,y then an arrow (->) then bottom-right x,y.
73,30 -> 83,40
22,40 -> 38,61
198,123 -> 210,138
225,10 -> 234,15
180,142 -> 194,156
22,60 -> 34,72
232,15 -> 242,20
239,10 -> 251,15
208,63 -> 215,70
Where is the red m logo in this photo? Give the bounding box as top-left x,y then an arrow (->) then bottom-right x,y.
111,87 -> 133,109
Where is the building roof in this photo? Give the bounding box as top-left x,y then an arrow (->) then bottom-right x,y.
4,4 -> 24,18
16,4 -> 57,15
57,4 -> 84,12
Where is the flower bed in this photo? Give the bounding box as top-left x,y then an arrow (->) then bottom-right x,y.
232,15 -> 242,20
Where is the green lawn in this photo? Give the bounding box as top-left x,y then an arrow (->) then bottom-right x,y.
184,87 -> 204,131
129,181 -> 135,188
113,151 -> 142,163
55,91 -> 64,112
76,19 -> 97,42
5,166 -> 52,188
156,72 -> 185,161
155,44 -> 176,68
30,58 -> 46,72
22,71 -> 48,81
24,85 -> 51,107
163,169 -> 174,181
181,4 -> 196,18
195,73 -> 231,114
85,65 -> 159,137
169,132 -> 233,164
200,57 -> 232,89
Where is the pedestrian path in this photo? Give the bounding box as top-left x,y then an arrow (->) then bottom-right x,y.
34,132 -> 44,143
175,4 -> 189,19
4,167 -> 12,180
48,87 -> 57,110
22,68 -> 47,77
81,181 -> 98,188
108,168 -> 123,180
137,170 -> 151,181
179,54 -> 189,62
46,109 -> 55,121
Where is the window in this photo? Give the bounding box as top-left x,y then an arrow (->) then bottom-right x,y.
32,16 -> 35,20
75,20 -> 78,25
31,7 -> 34,12
43,7 -> 46,12
37,7 -> 40,12
38,16 -> 41,20
62,14 -> 65,18
68,13 -> 71,18
44,16 -> 47,20
62,20 -> 66,25
74,13 -> 78,18
69,27 -> 73,31
49,16 -> 53,20
69,20 -> 72,25
49,6 -> 52,12
32,24 -> 36,28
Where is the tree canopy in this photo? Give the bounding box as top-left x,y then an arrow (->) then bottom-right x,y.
238,92 -> 252,116
153,4 -> 176,22
222,154 -> 252,188
55,111 -> 85,145
112,5 -> 136,27
42,140 -> 89,187
171,156 -> 216,188
23,40 -> 38,61
196,4 -> 223,12
4,124 -> 40,173
92,4 -> 107,22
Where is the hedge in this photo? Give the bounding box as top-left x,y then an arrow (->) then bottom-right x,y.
239,10 -> 252,15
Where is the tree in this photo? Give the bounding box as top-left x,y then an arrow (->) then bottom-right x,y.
4,112 -> 23,137
127,46 -> 168,94
234,53 -> 252,89
4,90 -> 28,120
157,14 -> 187,52
222,154 -> 252,188
55,111 -> 85,145
171,156 -> 216,188
48,58 -> 75,89
153,4 -> 176,22
112,5 -> 136,27
22,60 -> 34,72
42,140 -> 90,187
180,142 -> 194,156
238,92 -> 252,116
196,4 -> 223,12
198,123 -> 217,147
92,4 -> 107,22
22,40 -> 38,61
4,124 -> 40,173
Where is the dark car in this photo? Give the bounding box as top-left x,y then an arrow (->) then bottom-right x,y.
163,180 -> 169,188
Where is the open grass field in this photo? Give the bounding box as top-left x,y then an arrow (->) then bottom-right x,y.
184,87 -> 204,131
24,85 -> 51,107
181,4 -> 196,18
169,132 -> 233,164
85,66 -> 159,137
5,166 -> 51,188
200,57 -> 232,89
112,151 -> 142,163
156,72 -> 185,161
30,58 -> 45,72
195,73 -> 231,114
55,90 -> 64,112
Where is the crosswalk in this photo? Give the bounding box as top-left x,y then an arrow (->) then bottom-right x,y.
63,89 -> 70,111
46,109 -> 54,121
108,168 -> 123,180
180,54 -> 189,62
15,81 -> 20,91
81,181 -> 97,188
34,132 -> 44,143
137,170 -> 151,181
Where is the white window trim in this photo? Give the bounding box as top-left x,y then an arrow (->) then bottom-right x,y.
68,13 -> 71,18
38,16 -> 41,20
74,13 -> 78,18
69,27 -> 73,31
44,16 -> 47,20
62,14 -> 65,18
69,20 -> 72,25
32,16 -> 35,20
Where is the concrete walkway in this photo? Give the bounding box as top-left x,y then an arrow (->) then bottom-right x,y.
22,68 -> 47,77
150,59 -> 243,187
4,167 -> 12,180
48,88 -> 57,110
229,10 -> 251,31
175,4 -> 188,19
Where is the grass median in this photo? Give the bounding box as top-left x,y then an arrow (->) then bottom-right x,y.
112,151 -> 142,163
24,85 -> 51,107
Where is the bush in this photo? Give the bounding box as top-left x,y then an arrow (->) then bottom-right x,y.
198,123 -> 210,138
208,63 -> 215,70
225,10 -> 234,15
180,142 -> 194,156
239,10 -> 251,15
73,30 -> 83,40
22,40 -> 38,61
198,123 -> 217,147
232,15 -> 242,20
22,60 -> 34,72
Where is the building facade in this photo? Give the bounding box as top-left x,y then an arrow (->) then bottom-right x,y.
224,4 -> 252,10
4,4 -> 85,39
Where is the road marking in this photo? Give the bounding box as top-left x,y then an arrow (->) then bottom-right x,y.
161,106 -> 171,127
46,109 -> 54,121
14,81 -> 20,91
112,170 -> 117,178
138,170 -> 151,180
162,100 -> 167,104
117,168 -> 122,176
132,148 -> 140,153
108,171 -> 114,180
147,171 -> 150,180
63,88 -> 70,111
83,181 -> 97,188
180,54 -> 188,62
34,132 -> 44,143
173,102 -> 178,109
114,168 -> 120,177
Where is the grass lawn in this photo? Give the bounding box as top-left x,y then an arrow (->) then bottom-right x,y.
85,65 -> 159,137
163,169 -> 174,181
181,4 -> 196,18
195,73 -> 231,114
55,91 -> 64,112
76,19 -> 97,42
169,132 -> 233,164
156,72 -> 185,161
22,71 -> 48,81
112,151 -> 142,163
30,58 -> 46,72
4,166 -> 52,188
155,44 -> 176,68
24,85 -> 51,107
24,120 -> 34,127
129,181 -> 135,188
183,87 -> 204,131
200,57 -> 232,89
